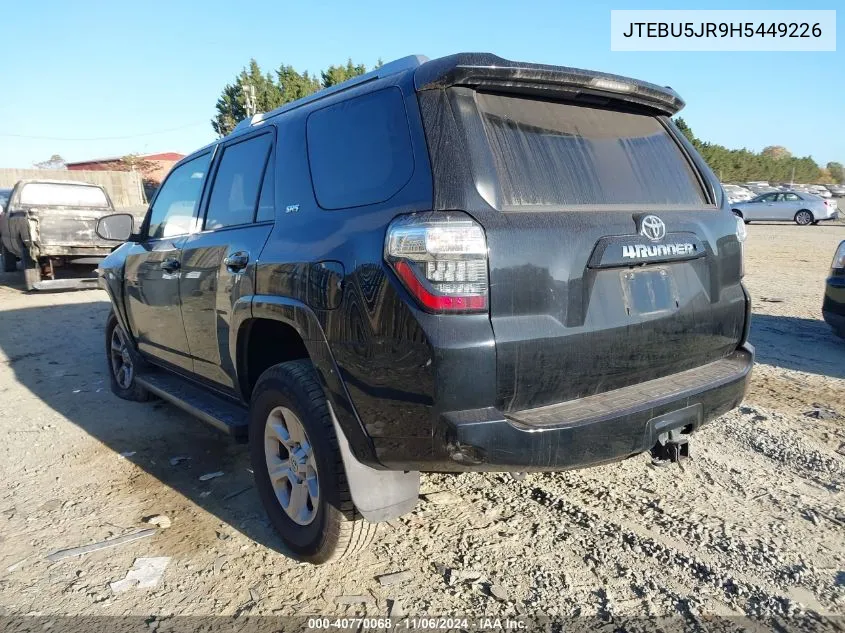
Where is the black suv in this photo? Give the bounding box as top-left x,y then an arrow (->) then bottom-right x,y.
96,53 -> 753,563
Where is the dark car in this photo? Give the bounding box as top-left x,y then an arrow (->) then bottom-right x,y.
0,187 -> 11,212
0,187 -> 12,261
95,53 -> 753,564
823,240 -> 845,338
0,179 -> 118,289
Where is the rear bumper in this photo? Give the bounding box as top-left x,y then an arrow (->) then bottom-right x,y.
380,345 -> 753,472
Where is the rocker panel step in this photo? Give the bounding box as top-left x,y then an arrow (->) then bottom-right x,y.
135,370 -> 248,437
31,278 -> 100,291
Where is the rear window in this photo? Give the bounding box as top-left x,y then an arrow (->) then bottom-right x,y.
306,87 -> 414,210
19,183 -> 109,207
475,93 -> 707,210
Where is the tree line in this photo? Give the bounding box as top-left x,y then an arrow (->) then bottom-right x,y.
674,118 -> 843,185
211,58 -> 378,137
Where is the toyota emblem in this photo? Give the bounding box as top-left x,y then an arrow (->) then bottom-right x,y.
639,215 -> 666,242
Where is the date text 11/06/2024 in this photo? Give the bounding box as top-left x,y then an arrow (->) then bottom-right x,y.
307,617 -> 528,630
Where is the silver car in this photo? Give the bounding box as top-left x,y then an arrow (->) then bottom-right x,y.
731,190 -> 839,225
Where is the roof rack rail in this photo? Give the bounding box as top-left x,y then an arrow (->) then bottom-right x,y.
231,54 -> 429,134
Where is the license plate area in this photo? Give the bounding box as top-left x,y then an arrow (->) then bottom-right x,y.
621,267 -> 679,315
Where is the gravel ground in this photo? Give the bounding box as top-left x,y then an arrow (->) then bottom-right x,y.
0,222 -> 843,624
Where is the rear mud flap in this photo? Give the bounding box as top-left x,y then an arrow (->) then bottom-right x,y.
328,403 -> 420,522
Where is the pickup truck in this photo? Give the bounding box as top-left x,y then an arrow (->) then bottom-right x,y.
0,179 -> 121,290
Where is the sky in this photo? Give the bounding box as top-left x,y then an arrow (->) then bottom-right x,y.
0,0 -> 842,170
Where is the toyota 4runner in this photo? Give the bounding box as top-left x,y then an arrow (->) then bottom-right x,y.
96,53 -> 753,564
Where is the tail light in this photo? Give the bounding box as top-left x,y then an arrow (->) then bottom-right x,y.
831,241 -> 845,272
385,212 -> 488,313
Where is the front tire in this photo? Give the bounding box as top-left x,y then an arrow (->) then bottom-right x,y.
795,210 -> 814,226
249,360 -> 376,564
1,243 -> 16,272
105,313 -> 150,402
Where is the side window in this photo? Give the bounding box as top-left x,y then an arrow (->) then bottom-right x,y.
306,87 -> 414,210
785,193 -> 800,201
147,153 -> 211,239
761,193 -> 777,202
205,134 -> 272,230
255,152 -> 275,223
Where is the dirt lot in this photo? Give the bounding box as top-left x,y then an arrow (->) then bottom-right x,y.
0,222 -> 843,623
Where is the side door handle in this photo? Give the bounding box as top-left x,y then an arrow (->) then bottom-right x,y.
160,258 -> 180,273
223,251 -> 249,273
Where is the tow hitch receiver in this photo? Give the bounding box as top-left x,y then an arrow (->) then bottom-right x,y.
650,428 -> 690,466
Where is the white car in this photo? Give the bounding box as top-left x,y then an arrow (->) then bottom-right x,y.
722,184 -> 754,203
731,190 -> 839,225
810,186 -> 833,199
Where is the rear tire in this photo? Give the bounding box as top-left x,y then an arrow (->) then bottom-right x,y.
105,312 -> 150,402
22,248 -> 40,290
795,210 -> 814,226
249,360 -> 377,564
1,243 -> 16,272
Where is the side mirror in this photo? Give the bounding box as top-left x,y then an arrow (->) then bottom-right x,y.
96,213 -> 136,242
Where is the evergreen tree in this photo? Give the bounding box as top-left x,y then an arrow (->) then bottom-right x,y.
212,58 -> 369,136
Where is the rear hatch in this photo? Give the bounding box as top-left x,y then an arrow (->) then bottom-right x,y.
416,56 -> 746,413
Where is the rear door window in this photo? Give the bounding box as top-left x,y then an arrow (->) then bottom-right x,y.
473,92 -> 707,210
205,134 -> 272,230
306,87 -> 414,209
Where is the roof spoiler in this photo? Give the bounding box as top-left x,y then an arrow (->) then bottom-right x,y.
414,53 -> 684,116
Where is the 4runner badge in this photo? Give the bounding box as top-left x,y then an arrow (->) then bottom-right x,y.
622,242 -> 696,259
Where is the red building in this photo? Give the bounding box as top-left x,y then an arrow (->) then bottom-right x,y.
66,152 -> 185,184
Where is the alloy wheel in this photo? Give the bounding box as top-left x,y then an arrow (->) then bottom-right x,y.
110,327 -> 134,389
264,406 -> 319,526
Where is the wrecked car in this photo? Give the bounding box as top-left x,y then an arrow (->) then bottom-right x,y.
0,179 -> 120,289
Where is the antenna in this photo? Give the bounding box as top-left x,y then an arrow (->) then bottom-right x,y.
241,82 -> 257,117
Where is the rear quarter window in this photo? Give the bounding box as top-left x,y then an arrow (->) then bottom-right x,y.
306,87 -> 414,210
474,92 -> 708,210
